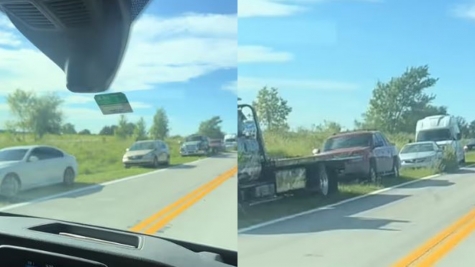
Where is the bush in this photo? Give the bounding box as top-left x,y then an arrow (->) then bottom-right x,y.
436,146 -> 459,173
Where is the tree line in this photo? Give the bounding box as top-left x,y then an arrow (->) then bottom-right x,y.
251,65 -> 475,138
3,89 -> 226,141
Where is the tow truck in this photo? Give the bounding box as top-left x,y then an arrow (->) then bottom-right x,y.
238,101 -> 359,206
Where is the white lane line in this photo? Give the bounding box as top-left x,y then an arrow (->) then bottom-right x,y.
238,164 -> 475,234
0,157 -> 211,212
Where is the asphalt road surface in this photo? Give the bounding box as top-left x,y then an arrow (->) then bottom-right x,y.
0,153 -> 237,251
239,166 -> 475,267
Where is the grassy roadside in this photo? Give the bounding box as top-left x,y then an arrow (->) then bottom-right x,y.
0,133 -> 204,203
238,131 -> 475,229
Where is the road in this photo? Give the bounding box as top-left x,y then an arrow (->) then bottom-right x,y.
238,166 -> 475,267
0,153 -> 237,251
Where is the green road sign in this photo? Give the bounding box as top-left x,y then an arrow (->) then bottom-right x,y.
94,92 -> 133,115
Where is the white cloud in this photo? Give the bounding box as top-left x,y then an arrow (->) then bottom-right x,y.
0,12 -> 237,94
239,46 -> 293,63
239,0 -> 383,18
239,0 -> 308,18
222,80 -> 237,94
452,3 -> 475,20
64,95 -> 93,104
238,76 -> 360,91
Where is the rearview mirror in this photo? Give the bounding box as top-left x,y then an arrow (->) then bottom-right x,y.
0,0 -> 150,93
28,156 -> 39,162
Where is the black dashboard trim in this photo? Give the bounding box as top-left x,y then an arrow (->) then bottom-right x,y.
0,213 -> 236,266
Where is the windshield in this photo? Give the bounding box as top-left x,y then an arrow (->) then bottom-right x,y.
129,141 -> 155,151
323,134 -> 371,151
416,129 -> 452,142
0,0 -> 237,252
400,143 -> 435,154
0,149 -> 28,161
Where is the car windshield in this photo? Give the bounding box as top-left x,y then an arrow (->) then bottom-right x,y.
0,0 -> 237,252
416,129 -> 452,142
0,149 -> 28,161
323,134 -> 371,152
400,143 -> 435,154
129,141 -> 155,151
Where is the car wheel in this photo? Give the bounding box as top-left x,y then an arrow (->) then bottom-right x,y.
368,162 -> 379,184
124,164 -> 130,169
392,158 -> 400,178
164,155 -> 170,166
318,164 -> 329,197
152,157 -> 159,168
1,174 -> 20,198
63,167 -> 75,186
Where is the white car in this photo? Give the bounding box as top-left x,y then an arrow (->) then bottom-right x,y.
399,141 -> 443,169
0,145 -> 78,197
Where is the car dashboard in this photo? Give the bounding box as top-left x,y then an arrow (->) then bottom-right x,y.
0,213 -> 236,267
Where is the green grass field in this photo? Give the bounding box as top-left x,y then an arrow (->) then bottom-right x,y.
0,133 -> 204,204
238,131 -> 475,229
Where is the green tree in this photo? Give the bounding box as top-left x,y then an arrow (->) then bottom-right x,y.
6,89 -> 64,140
99,125 -> 114,135
61,123 -> 77,135
115,115 -> 129,139
358,65 -> 444,133
469,120 -> 475,138
252,87 -> 292,131
78,129 -> 91,135
456,116 -> 470,138
315,120 -> 342,133
149,108 -> 169,139
134,117 -> 147,141
198,116 -> 224,139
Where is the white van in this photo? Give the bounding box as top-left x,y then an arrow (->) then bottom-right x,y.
415,115 -> 465,163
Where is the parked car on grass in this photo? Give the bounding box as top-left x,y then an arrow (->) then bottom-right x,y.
314,130 -> 400,182
0,145 -> 78,197
399,141 -> 444,169
464,139 -> 475,152
122,140 -> 170,168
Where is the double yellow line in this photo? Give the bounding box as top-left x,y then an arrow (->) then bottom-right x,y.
129,166 -> 237,235
392,209 -> 475,266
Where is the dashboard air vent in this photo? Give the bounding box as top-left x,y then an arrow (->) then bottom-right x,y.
2,2 -> 54,29
46,0 -> 90,28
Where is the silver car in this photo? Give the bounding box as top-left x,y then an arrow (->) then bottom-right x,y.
399,141 -> 443,169
0,145 -> 78,197
122,140 -> 170,168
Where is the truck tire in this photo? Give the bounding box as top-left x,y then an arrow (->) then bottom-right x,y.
391,157 -> 400,178
368,159 -> 378,183
318,164 -> 338,196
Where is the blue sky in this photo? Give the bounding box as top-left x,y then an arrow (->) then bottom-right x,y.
0,0 -> 237,135
238,0 -> 475,130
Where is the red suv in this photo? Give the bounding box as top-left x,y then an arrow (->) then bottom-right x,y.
316,130 -> 400,182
